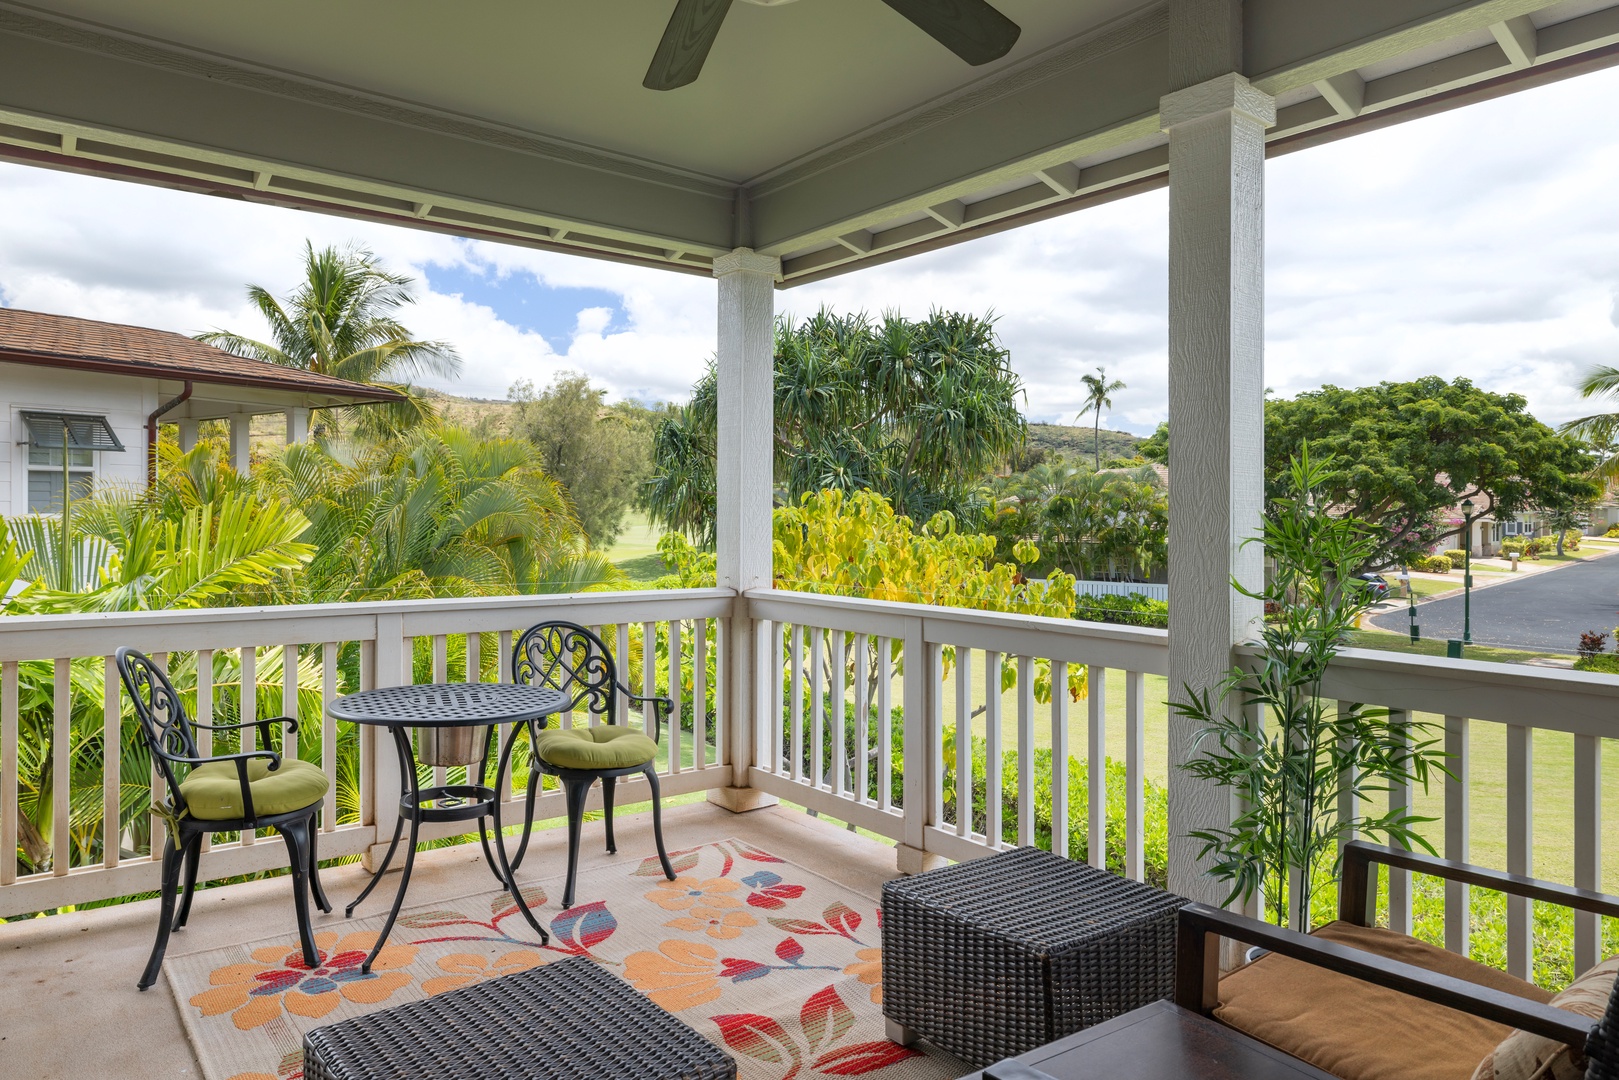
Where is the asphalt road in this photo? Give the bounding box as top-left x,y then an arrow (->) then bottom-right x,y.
1368,554 -> 1619,653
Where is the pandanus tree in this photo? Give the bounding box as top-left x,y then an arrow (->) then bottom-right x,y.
646,309 -> 1027,543
198,242 -> 461,436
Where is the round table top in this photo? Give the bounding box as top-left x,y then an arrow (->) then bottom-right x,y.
328,682 -> 569,728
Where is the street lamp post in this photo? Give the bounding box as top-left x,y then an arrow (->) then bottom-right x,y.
1461,498 -> 1475,646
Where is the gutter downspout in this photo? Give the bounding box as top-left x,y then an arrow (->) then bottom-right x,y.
146,380 -> 194,487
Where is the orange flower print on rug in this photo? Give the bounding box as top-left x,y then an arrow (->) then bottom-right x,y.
190,932 -> 416,1030
623,939 -> 727,1011
421,949 -> 546,997
648,875 -> 743,912
845,947 -> 884,1004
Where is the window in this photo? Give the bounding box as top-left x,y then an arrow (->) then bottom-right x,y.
26,445 -> 94,513
19,411 -> 124,514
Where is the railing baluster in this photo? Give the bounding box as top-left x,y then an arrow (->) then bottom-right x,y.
1016,655 -> 1034,847
1050,660 -> 1070,859
52,658 -> 70,875
152,653 -> 168,859
283,644 -> 300,760
714,619 -> 728,768
322,643 -> 338,832
984,650 -> 1002,849
103,656 -> 119,870
853,633 -> 869,804
1087,665 -> 1108,870
926,640 -> 945,842
769,622 -> 785,775
693,618 -> 707,770
1506,723 -> 1533,980
1575,732 -> 1602,975
1336,701 -> 1357,858
790,625 -> 804,784
831,630 -> 846,797
641,622 -> 657,739
810,628 -> 825,790
1444,714 -> 1470,955
1,661 -> 17,885
430,635 -> 449,789
877,636 -> 893,813
955,648 -> 972,838
669,620 -> 683,774
1387,708 -> 1413,935
240,647 -> 257,845
466,630 -> 481,685
498,630 -> 514,804
1125,669 -> 1145,881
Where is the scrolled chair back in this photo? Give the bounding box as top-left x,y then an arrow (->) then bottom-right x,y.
511,621 -> 620,720
114,646 -> 198,800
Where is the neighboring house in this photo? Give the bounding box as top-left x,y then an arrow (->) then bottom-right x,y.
0,307 -> 402,517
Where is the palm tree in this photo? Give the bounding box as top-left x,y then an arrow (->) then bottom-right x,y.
1561,365 -> 1619,482
1078,366 -> 1127,470
198,242 -> 461,437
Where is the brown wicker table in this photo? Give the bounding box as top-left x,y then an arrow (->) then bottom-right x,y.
303,956 -> 736,1079
882,847 -> 1187,1068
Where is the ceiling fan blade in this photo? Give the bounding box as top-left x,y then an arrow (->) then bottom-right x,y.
644,0 -> 736,91
878,0 -> 1021,66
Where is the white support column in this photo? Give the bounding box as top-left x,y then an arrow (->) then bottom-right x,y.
708,247 -> 781,813
285,407 -> 311,445
228,414 -> 252,474
178,418 -> 200,453
1161,72 -> 1275,905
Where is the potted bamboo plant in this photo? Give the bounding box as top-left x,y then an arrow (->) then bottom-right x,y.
1172,446 -> 1447,928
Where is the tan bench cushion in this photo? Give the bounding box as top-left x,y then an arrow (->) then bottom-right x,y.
1214,921 -> 1553,1080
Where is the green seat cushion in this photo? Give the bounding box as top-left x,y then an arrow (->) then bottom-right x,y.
533,725 -> 658,771
179,757 -> 329,820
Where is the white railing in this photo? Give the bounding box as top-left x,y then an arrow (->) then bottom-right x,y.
744,589 -> 1169,876
7,581 -> 1619,989
0,588 -> 735,917
1307,645 -> 1619,981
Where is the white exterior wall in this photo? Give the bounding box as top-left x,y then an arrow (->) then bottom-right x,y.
0,362 -> 158,518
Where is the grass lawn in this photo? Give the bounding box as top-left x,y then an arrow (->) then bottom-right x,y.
606,511 -> 668,582
1402,577 -> 1460,598
1344,629 -> 1557,666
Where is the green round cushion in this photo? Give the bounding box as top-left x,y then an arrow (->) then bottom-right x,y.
179,757 -> 329,821
533,725 -> 658,770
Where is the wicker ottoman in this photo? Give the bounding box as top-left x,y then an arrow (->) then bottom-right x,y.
881,846 -> 1187,1067
302,956 -> 735,1079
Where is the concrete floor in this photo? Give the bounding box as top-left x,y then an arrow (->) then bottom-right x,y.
0,800 -> 901,1080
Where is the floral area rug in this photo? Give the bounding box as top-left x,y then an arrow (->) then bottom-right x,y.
166,838 -> 969,1080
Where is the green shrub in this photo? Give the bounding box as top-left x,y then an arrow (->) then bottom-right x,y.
1411,554 -> 1452,573
1605,524 -> 1619,538
1500,537 -> 1526,556
1072,591 -> 1167,628
1575,654 -> 1619,674
1441,548 -> 1468,563
941,726 -> 1170,888
1563,529 -> 1582,552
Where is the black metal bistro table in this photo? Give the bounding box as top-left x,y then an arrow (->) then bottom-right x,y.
328,682 -> 567,971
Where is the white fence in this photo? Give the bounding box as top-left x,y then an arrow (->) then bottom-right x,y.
1073,579 -> 1167,601
5,584 -> 1619,992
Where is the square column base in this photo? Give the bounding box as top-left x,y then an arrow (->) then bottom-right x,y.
895,843 -> 949,876
706,787 -> 779,813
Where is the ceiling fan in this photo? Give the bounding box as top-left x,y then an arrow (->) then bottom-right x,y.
644,0 -> 1022,91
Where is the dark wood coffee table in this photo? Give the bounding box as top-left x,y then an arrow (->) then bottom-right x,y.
963,1000 -> 1335,1080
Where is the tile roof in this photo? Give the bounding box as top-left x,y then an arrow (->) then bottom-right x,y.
0,307 -> 405,403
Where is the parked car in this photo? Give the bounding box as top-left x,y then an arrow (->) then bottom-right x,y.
1354,571 -> 1390,600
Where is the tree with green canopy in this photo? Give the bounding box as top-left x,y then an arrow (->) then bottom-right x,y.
508,372 -> 658,548
197,241 -> 461,436
1265,376 -> 1597,568
1078,366 -> 1126,470
645,309 -> 1026,545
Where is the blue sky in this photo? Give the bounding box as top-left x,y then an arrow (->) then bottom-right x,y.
421,262 -> 625,353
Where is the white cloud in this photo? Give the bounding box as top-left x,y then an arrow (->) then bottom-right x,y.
2,60 -> 1619,434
